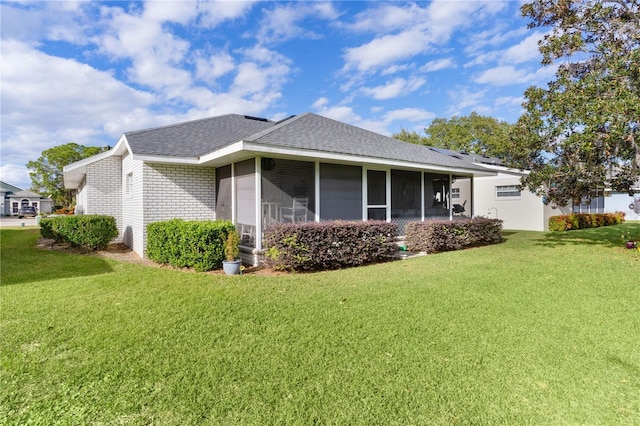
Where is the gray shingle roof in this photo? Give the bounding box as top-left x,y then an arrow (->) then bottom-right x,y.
125,114 -> 275,157
246,113 -> 489,172
122,112 -> 487,172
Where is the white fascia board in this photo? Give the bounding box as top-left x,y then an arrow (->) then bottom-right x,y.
241,142 -> 496,177
198,141 -> 245,164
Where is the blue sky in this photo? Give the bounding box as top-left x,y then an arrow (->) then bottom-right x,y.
1,0 -> 555,190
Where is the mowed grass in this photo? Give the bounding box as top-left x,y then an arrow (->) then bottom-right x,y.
1,224 -> 639,425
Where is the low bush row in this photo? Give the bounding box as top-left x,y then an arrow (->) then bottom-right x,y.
548,212 -> 625,231
146,219 -> 236,272
264,221 -> 398,272
39,215 -> 118,250
404,218 -> 503,254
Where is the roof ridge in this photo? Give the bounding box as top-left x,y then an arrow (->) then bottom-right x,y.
243,112 -> 310,141
124,113 -> 254,136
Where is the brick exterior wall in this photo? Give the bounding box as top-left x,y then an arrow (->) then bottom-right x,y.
140,163 -> 216,257
121,153 -> 145,255
84,156 -> 123,241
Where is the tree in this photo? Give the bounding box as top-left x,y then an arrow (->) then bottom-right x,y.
509,0 -> 640,206
27,143 -> 107,208
393,112 -> 514,159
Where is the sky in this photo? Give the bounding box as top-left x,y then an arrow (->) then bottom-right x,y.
0,0 -> 556,191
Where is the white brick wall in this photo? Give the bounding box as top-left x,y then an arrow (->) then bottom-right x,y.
122,153 -> 145,255
142,163 -> 216,255
84,156 -> 123,241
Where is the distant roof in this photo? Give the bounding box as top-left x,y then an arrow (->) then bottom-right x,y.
427,146 -> 505,166
0,181 -> 24,193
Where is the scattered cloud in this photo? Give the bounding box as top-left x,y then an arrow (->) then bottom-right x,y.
361,77 -> 426,100
420,58 -> 455,72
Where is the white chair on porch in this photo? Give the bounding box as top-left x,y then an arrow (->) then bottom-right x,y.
280,197 -> 309,223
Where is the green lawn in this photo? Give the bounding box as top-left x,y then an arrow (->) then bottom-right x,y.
1,225 -> 639,425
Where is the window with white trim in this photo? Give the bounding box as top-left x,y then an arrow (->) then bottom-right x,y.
451,187 -> 460,199
496,185 -> 521,198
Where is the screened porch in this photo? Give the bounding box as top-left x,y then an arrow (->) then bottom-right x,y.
215,157 -> 473,250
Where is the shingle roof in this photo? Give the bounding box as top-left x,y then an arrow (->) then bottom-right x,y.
121,112 -> 488,172
246,113 -> 489,172
125,114 -> 275,157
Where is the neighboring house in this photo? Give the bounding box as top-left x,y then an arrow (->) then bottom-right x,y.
0,181 -> 53,216
442,148 -> 640,229
434,149 -> 572,231
63,113 -> 496,265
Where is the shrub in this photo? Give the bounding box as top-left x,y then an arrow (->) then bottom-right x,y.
146,219 -> 236,272
264,221 -> 398,272
39,215 -> 118,250
548,212 -> 626,232
405,218 -> 503,254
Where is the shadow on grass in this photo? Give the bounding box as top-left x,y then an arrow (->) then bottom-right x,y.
1,229 -> 114,286
534,223 -> 640,249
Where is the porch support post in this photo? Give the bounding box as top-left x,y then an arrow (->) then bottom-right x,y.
362,167 -> 368,221
386,169 -> 391,223
255,157 -> 262,251
449,173 -> 453,221
314,161 -> 320,222
420,171 -> 425,222
470,176 -> 474,218
231,162 -> 236,224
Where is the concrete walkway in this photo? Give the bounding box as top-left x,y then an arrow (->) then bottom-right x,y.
0,216 -> 39,227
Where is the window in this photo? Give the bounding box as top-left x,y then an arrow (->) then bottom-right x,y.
451,187 -> 460,199
496,185 -> 521,198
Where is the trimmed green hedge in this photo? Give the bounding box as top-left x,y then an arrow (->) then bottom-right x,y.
39,215 -> 118,250
264,221 -> 398,272
405,218 -> 503,254
146,219 -> 236,272
548,212 -> 625,231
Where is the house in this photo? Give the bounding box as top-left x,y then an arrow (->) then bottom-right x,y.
1,181 -> 53,216
432,149 -> 572,231
63,113 -> 496,265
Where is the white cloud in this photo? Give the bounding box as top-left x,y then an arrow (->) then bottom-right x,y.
502,31 -> 545,64
341,1 -> 502,74
195,50 -> 236,83
446,87 -> 489,115
312,98 -> 434,135
361,77 -> 426,100
473,64 -> 555,86
0,40 -> 157,188
197,0 -> 256,27
420,58 -> 455,72
255,2 -> 339,44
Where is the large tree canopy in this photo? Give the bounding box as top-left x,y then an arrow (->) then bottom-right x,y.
27,143 -> 107,208
394,112 -> 513,159
510,0 -> 640,206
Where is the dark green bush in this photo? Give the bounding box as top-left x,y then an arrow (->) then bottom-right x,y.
146,219 -> 236,272
405,218 -> 503,254
264,221 -> 398,272
39,215 -> 118,250
548,212 -> 625,232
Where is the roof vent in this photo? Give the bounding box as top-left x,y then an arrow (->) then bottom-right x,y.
275,115 -> 296,125
243,115 -> 269,122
